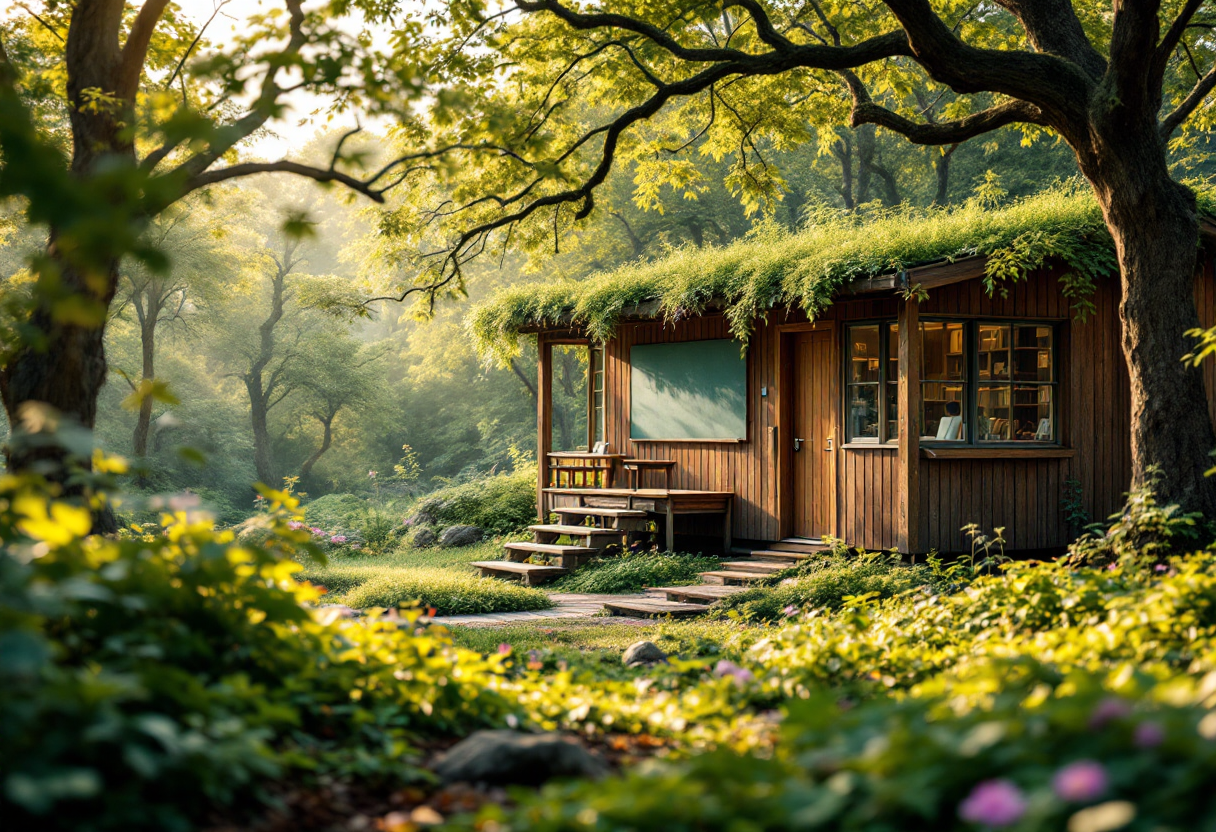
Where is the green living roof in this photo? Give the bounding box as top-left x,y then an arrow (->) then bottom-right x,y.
470,182 -> 1213,362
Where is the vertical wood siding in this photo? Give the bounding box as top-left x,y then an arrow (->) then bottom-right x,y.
591,263 -> 1214,552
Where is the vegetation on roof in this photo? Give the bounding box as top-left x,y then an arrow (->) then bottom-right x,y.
470,181 -> 1212,361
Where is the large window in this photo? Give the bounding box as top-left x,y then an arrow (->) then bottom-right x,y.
589,344 -> 605,447
845,319 -> 1057,445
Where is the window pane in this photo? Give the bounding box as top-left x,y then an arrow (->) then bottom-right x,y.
848,384 -> 880,439
849,325 -> 880,383
1012,385 -> 1053,441
885,382 -> 899,440
887,322 -> 899,381
978,324 -> 1010,381
1013,325 -> 1053,382
977,385 -> 1011,441
922,381 -> 966,440
922,322 -> 966,381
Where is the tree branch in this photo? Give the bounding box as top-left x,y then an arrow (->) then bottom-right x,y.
994,0 -> 1106,80
119,0 -> 172,100
180,161 -> 387,204
1160,63 -> 1216,137
166,0 -> 232,92
1153,0 -> 1207,90
0,33 -> 19,93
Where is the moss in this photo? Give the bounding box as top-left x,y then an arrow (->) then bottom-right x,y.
468,183 -> 1179,361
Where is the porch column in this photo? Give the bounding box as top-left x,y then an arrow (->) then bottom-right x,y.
897,297 -> 922,554
537,336 -> 552,522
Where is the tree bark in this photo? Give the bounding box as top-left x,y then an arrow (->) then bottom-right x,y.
1077,114 -> 1216,518
932,144 -> 957,206
298,411 -> 335,483
132,290 -> 158,462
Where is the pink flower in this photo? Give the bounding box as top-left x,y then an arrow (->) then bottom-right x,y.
497,643 -> 511,655
959,780 -> 1027,827
287,520 -> 304,530
713,659 -> 754,686
1053,760 -> 1108,802
1154,563 -> 1170,573
330,535 -> 348,544
1134,721 -> 1165,748
368,470 -> 378,478
783,604 -> 798,617
1089,697 -> 1132,729
310,527 -> 325,535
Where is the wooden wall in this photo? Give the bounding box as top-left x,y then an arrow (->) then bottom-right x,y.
584,263 -> 1215,553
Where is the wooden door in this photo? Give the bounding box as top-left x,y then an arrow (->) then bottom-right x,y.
792,329 -> 838,539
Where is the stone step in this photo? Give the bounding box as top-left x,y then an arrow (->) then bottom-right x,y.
656,584 -> 751,604
698,570 -> 771,586
470,561 -> 568,586
602,599 -> 707,619
719,560 -> 789,575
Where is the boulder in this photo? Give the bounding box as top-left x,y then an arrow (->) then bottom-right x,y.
432,730 -> 608,786
622,640 -> 667,667
410,527 -> 438,548
439,525 -> 483,547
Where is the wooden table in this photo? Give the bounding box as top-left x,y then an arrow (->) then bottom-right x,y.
546,453 -> 625,488
623,458 -> 676,491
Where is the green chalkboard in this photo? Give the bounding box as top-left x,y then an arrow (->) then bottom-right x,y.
629,339 -> 747,440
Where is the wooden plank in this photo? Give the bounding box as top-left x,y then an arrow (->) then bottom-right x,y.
897,297 -> 921,553
921,447 -> 1077,459
537,337 -> 552,522
603,600 -> 705,619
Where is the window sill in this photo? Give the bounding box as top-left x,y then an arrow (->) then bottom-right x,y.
841,442 -> 898,450
921,446 -> 1075,459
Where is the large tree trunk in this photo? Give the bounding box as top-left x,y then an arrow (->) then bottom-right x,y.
247,377 -> 275,487
132,301 -> 157,462
1080,117 -> 1216,518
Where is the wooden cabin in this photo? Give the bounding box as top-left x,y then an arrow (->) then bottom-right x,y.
477,203 -> 1216,556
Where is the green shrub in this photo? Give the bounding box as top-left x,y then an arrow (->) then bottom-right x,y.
550,551 -> 722,593
711,551 -> 935,621
1064,476 -> 1211,568
408,470 -> 535,534
343,568 -> 552,615
301,492 -> 368,529
1,483 -> 517,832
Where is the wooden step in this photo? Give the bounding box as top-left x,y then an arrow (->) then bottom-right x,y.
770,538 -> 832,555
657,584 -> 751,603
698,570 -> 771,586
720,560 -> 789,575
747,549 -> 811,563
529,524 -> 627,538
602,599 -> 706,619
503,542 -> 599,570
470,561 -> 568,586
554,507 -> 648,519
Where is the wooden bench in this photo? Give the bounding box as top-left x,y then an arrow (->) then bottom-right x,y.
622,458 -> 676,490
546,453 -> 624,488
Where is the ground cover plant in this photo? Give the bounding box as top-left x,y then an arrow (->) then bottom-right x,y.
549,551 -> 722,594
407,469 -> 536,535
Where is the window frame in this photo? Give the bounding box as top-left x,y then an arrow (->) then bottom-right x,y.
842,317 -> 1060,447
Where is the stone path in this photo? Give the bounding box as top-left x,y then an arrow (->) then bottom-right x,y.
432,591 -> 667,627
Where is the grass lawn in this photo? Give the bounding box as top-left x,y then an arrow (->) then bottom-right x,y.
447,618 -> 759,666
297,538 -> 551,616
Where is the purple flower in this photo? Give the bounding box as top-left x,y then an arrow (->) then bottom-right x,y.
783,604 -> 798,617
959,780 -> 1027,827
1134,721 -> 1166,748
1053,760 -> 1108,802
1154,563 -> 1170,573
330,535 -> 347,544
713,659 -> 755,686
1089,697 -> 1132,728
1106,563 -> 1118,571
287,520 -> 304,530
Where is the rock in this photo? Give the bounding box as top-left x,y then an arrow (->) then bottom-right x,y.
622,640 -> 667,667
432,730 -> 608,786
439,524 -> 483,547
410,527 -> 438,548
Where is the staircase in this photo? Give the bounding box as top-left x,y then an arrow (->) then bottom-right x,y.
601,538 -> 831,619
470,507 -> 649,586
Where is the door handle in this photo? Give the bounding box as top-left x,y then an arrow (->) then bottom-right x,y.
825,436 -> 834,452
794,437 -> 804,452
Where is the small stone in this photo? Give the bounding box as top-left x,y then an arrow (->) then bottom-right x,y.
432,729 -> 608,786
439,525 -> 483,547
410,527 -> 438,548
622,640 -> 667,667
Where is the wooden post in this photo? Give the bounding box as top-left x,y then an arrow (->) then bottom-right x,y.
897,298 -> 921,554
537,337 -> 553,523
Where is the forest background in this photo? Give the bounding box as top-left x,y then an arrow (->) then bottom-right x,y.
0,115 -> 1151,522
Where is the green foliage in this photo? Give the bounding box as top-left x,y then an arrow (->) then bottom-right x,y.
550,551 -> 723,594
471,183 -> 1133,361
302,493 -> 372,530
408,469 -> 536,534
342,568 -> 552,615
0,482 -> 516,832
711,551 -> 935,621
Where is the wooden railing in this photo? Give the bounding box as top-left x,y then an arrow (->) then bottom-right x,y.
546,453 -> 625,488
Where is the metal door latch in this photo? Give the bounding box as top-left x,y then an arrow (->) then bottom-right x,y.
794,437 -> 804,451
